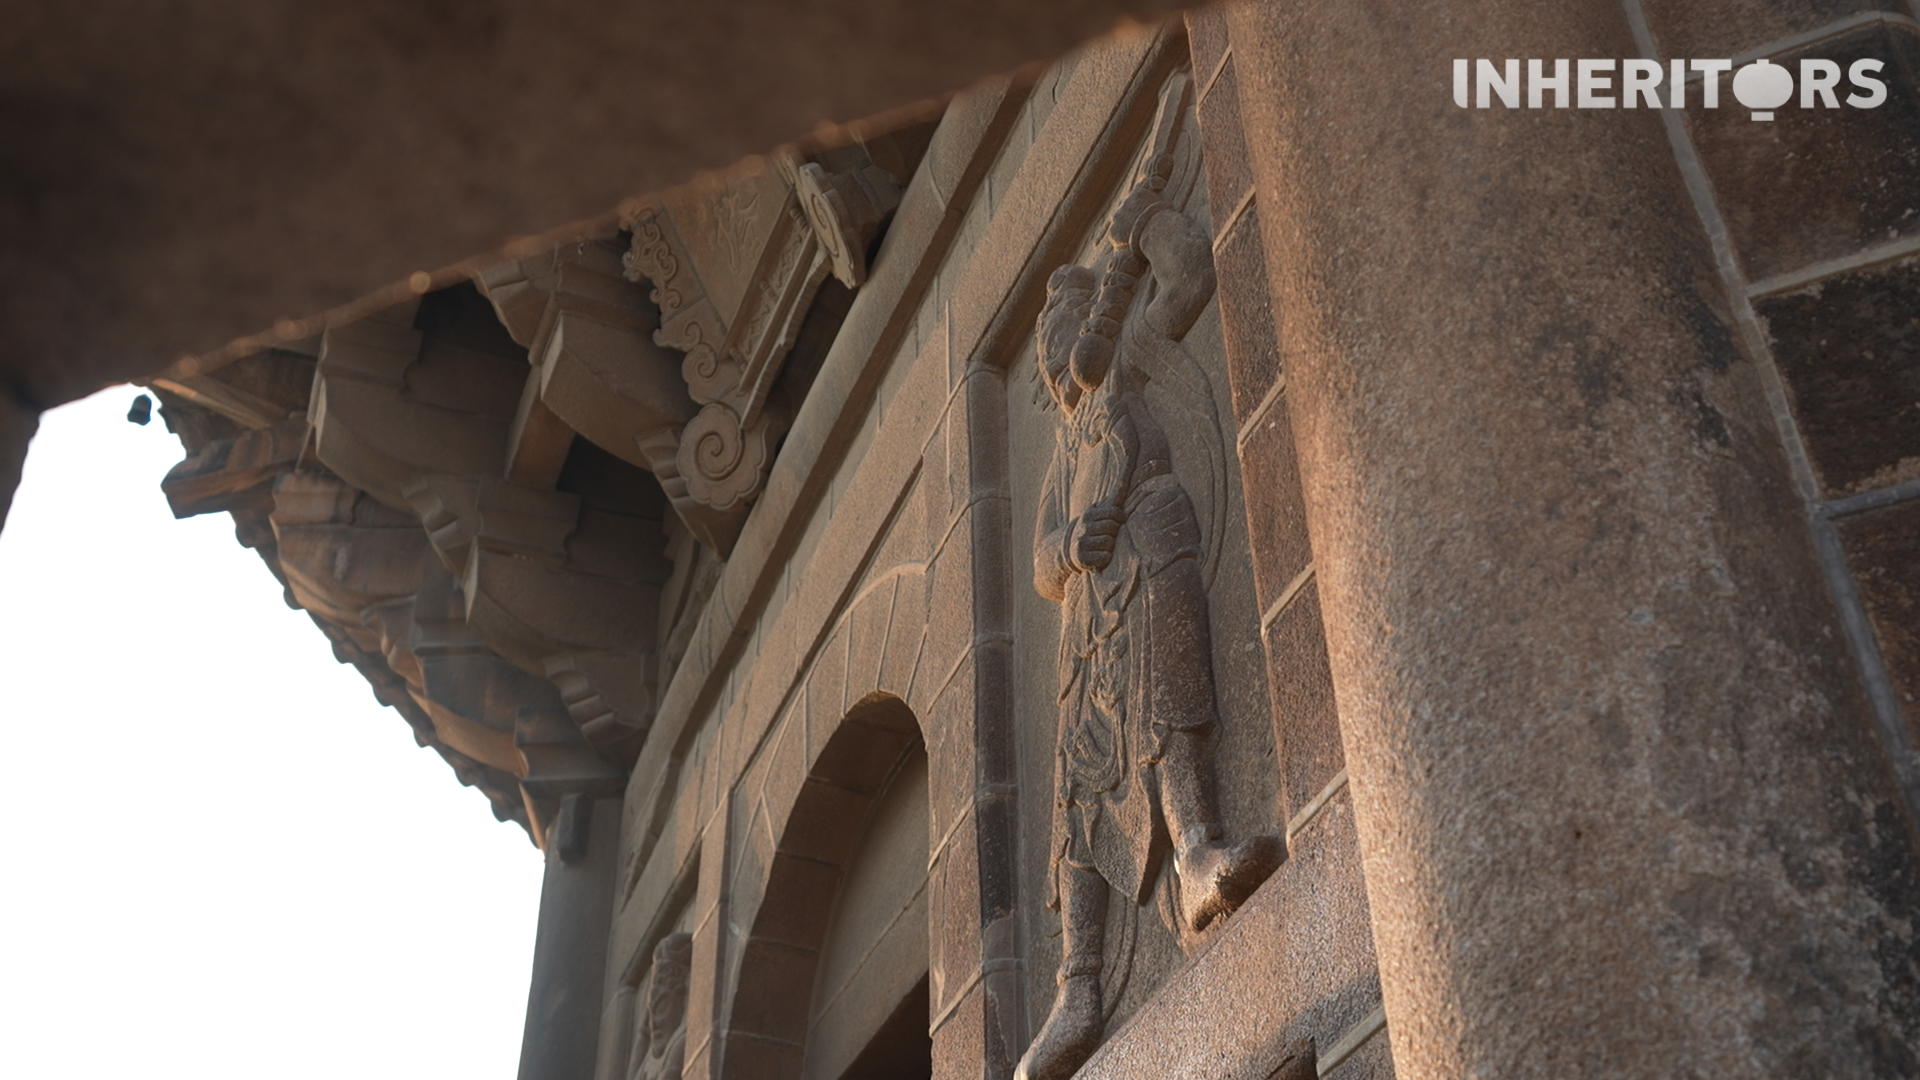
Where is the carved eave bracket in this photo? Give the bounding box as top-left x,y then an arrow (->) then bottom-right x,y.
782,152 -> 905,289
618,146 -> 906,554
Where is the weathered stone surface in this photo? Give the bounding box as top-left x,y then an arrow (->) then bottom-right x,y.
1757,253 -> 1920,497
1684,23 -> 1920,285
1075,791 -> 1379,1080
1640,0 -> 1905,63
1837,499 -> 1920,742
161,415 -> 308,518
1210,205 -> 1282,428
1237,396 -> 1311,612
1266,582 -> 1343,824
1184,6 -> 1232,91
1229,1 -> 1920,1075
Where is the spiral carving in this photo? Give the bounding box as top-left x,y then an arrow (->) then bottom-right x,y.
654,317 -> 736,405
680,329 -> 722,391
689,409 -> 743,481
622,209 -> 684,312
677,403 -> 772,513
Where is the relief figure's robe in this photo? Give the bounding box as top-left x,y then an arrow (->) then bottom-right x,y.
1034,350 -> 1217,907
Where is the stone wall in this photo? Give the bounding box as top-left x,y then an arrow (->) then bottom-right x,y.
594,22 -> 1373,1079
130,4 -> 1920,1079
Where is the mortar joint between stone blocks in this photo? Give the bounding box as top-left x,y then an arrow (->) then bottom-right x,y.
1214,185 -> 1259,254
1745,233 -> 1920,301
1262,563 -> 1316,632
1286,767 -> 1349,843
1199,42 -> 1233,105
1822,477 -> 1920,519
1316,1004 -> 1386,1076
1237,372 -> 1288,450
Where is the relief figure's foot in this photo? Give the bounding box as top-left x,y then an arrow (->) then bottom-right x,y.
1176,833 -> 1285,932
1014,972 -> 1103,1080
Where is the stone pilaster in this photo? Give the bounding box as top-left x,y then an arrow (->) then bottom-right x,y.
1224,1 -> 1920,1075
520,795 -> 625,1080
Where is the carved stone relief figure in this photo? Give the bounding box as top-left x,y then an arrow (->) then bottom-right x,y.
628,932 -> 693,1080
1014,125 -> 1285,1079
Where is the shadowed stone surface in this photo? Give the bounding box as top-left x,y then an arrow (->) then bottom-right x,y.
0,0 -> 1183,421
1757,254 -> 1920,497
1640,0 -> 1907,62
1683,23 -> 1920,285
1838,500 -> 1920,743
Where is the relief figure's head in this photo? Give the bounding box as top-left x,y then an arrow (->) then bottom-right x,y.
1037,264 -> 1097,413
645,932 -> 694,1052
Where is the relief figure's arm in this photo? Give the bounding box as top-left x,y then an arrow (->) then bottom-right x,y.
1034,451 -> 1076,601
1137,206 -> 1216,340
1108,407 -> 1143,500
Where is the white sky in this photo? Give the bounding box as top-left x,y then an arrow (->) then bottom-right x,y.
0,388 -> 544,1079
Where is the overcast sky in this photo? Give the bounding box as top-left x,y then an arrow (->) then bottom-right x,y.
1,388 -> 544,1079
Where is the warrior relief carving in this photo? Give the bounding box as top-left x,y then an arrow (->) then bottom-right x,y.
1015,109 -> 1284,1080
628,932 -> 693,1080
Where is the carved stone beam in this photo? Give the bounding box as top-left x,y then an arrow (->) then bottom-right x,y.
308,297 -> 524,511
270,472 -> 440,639
161,415 -> 309,518
269,471 -> 626,797
312,613 -> 530,830
268,473 -> 518,775
405,472 -> 667,768
310,294 -> 667,771
411,571 -> 624,804
147,373 -> 298,431
474,240 -> 717,547
780,147 -> 906,289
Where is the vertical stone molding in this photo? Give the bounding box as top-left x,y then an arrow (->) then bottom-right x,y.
520,795 -> 624,1080
1225,2 -> 1920,1076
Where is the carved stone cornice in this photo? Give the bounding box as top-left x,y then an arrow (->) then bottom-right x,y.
267,469 -> 626,822
306,291 -> 671,779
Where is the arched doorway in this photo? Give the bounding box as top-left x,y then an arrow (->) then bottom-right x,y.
724,694 -> 932,1080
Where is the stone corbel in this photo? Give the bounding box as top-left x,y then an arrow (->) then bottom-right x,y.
309,299 -> 517,512
410,574 -> 625,825
543,650 -> 656,770
619,156 -> 838,554
403,473 -> 581,575
475,241 -> 733,547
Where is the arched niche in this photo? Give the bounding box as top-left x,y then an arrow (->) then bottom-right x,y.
724,693 -> 931,1080
803,743 -> 929,1080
